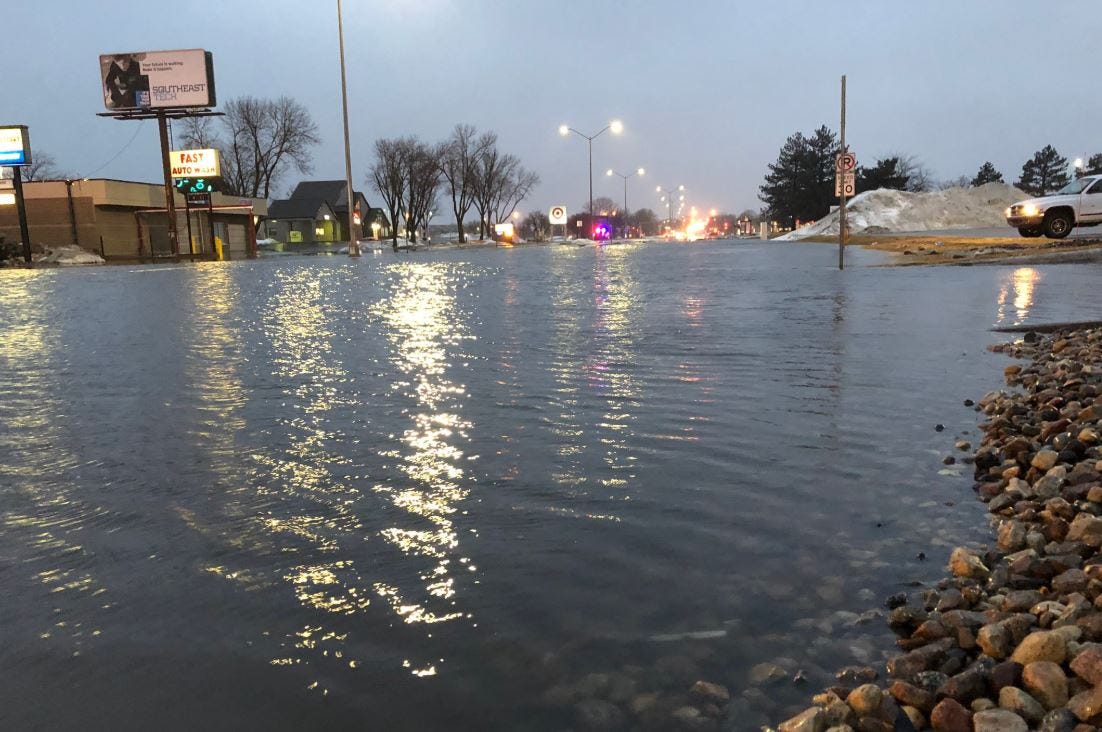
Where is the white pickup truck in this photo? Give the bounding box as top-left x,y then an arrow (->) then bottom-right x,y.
1006,174 -> 1102,238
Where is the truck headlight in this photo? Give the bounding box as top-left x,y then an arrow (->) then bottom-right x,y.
1022,204 -> 1040,217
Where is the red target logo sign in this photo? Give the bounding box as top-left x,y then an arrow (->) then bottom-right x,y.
549,206 -> 567,225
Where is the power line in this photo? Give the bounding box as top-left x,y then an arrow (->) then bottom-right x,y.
83,121 -> 146,178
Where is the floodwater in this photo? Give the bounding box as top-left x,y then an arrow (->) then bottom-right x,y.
1,241 -> 1100,731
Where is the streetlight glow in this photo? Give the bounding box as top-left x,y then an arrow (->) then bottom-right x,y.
609,120 -> 624,135
637,168 -> 645,176
559,124 -> 569,136
1075,158 -> 1085,168
606,169 -> 614,176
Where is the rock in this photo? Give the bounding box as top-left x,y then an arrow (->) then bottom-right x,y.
670,705 -> 712,730
749,662 -> 788,685
1067,686 -> 1102,723
991,660 -> 1024,691
999,522 -> 1028,552
1012,631 -> 1068,665
937,668 -> 988,704
1034,450 -> 1061,471
901,706 -> 926,729
779,706 -> 826,732
998,685 -> 1047,724
1056,568 -> 1092,594
575,699 -> 625,730
628,692 -> 658,716
956,440 -> 971,451
1070,645 -> 1102,685
888,639 -> 954,682
846,684 -> 882,717
929,698 -> 972,732
1022,661 -> 1069,709
971,697 -> 996,712
889,681 -> 934,713
1068,514 -> 1102,547
689,680 -> 729,706
973,709 -> 1028,732
1038,707 -> 1077,732
949,547 -> 989,578
978,622 -> 1012,659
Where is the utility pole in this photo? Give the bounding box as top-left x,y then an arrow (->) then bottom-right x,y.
839,74 -> 847,271
337,0 -> 360,257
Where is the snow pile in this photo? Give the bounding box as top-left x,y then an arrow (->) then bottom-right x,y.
36,245 -> 105,266
778,182 -> 1026,240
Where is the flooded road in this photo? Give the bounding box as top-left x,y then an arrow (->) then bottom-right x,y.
1,241 -> 1100,730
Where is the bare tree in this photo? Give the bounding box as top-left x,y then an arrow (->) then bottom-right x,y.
470,141 -> 540,239
584,196 -> 618,215
19,150 -> 65,182
179,96 -> 320,198
491,165 -> 539,224
439,125 -> 493,243
404,140 -> 444,243
520,211 -> 550,241
370,137 -> 411,248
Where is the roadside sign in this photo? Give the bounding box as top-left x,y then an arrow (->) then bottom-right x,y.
549,205 -> 567,225
835,151 -> 856,172
186,192 -> 211,207
835,170 -> 856,198
0,126 -> 31,166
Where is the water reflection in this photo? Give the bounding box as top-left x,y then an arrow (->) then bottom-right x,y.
0,272 -> 107,649
995,267 -> 1040,325
587,245 -> 642,494
370,262 -> 472,640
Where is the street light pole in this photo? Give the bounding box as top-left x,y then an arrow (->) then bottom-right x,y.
656,184 -> 684,234
337,0 -> 359,257
560,120 -> 623,236
607,167 -> 644,238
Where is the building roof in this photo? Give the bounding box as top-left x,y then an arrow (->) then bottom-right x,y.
289,180 -> 369,213
267,197 -> 335,220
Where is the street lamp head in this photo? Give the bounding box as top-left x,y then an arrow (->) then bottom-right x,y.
609,120 -> 624,135
1075,158 -> 1085,168
678,185 -> 685,191
637,168 -> 645,176
656,185 -> 662,192
606,169 -> 614,176
559,124 -> 569,136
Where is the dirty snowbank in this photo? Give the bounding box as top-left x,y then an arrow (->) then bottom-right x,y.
37,246 -> 106,266
778,182 -> 1026,240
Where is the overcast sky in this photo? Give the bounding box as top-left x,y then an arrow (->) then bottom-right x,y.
9,0 -> 1102,217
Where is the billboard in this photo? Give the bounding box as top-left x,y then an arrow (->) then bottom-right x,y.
99,49 -> 216,111
0,126 -> 31,166
170,149 -> 220,178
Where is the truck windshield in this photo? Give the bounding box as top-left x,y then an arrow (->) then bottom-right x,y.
1056,178 -> 1094,195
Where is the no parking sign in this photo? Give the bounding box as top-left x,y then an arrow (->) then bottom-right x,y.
549,205 -> 567,225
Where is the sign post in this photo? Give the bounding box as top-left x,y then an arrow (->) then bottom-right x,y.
1,125 -> 33,262
549,205 -> 567,237
838,75 -> 848,270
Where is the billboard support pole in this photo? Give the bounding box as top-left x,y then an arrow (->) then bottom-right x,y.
156,110 -> 179,258
184,194 -> 194,256
839,74 -> 847,272
12,166 -> 31,263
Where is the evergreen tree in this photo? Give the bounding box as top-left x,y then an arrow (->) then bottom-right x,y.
759,125 -> 838,226
1016,145 -> 1069,196
970,161 -> 1004,186
857,157 -> 910,192
1084,153 -> 1102,176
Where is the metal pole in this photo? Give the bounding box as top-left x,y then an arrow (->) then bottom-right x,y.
185,196 -> 194,255
623,176 -> 628,238
65,179 -> 79,247
338,0 -> 360,258
839,74 -> 847,271
157,110 -> 179,258
588,137 -> 593,237
12,166 -> 31,263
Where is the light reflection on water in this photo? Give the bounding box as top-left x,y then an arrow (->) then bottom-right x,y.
370,262 -> 473,668
995,266 -> 1040,325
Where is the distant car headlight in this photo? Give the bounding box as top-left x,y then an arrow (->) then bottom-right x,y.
1022,204 -> 1040,217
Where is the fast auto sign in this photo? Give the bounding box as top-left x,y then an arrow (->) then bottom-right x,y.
0,126 -> 31,166
169,149 -> 221,178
